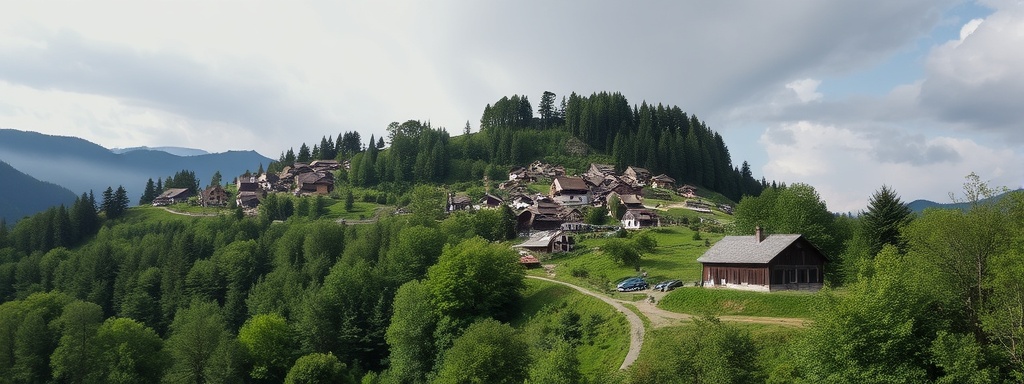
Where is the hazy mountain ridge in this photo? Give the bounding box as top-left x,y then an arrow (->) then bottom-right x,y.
110,146 -> 211,156
0,160 -> 78,224
907,188 -> 1022,213
0,129 -> 273,203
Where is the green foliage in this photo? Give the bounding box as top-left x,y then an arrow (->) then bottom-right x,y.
434,318 -> 530,384
50,300 -> 104,383
285,352 -> 354,384
384,281 -> 437,384
239,313 -> 296,382
407,185 -> 445,227
657,287 -> 816,318
90,317 -> 167,384
529,341 -> 586,384
860,185 -> 913,256
602,238 -> 641,268
797,247 -> 938,383
627,316 -> 758,384
164,300 -> 243,383
425,237 -> 525,321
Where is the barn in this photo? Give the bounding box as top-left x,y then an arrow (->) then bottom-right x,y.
697,227 -> 828,292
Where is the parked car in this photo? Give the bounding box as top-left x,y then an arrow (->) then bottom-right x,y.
654,279 -> 683,292
617,277 -> 648,292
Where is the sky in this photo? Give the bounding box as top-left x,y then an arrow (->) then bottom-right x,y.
1,0 -> 1022,212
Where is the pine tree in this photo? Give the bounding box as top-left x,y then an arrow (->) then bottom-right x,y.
861,185 -> 913,256
297,144 -> 311,163
140,178 -> 156,205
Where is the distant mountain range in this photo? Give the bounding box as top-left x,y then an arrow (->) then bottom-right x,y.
0,160 -> 78,224
110,146 -> 211,157
907,189 -> 1023,213
0,129 -> 274,208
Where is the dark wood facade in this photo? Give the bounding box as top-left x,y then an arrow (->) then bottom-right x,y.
700,235 -> 827,292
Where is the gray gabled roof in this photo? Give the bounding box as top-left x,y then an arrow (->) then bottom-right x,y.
515,230 -> 562,248
696,234 -> 804,264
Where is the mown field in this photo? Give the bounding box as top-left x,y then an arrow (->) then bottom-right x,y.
658,287 -> 818,318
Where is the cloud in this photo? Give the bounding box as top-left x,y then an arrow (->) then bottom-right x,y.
786,79 -> 823,103
919,4 -> 1024,137
760,121 -> 1023,212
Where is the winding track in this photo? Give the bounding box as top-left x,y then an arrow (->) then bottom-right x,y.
526,275 -> 645,370
526,275 -> 809,370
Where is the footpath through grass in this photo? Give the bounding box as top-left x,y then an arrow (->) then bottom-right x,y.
514,279 -> 630,381
658,287 -> 817,318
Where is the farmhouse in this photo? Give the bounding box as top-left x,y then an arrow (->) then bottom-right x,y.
200,185 -> 228,207
621,209 -> 659,229
550,176 -> 592,206
697,227 -> 828,292
650,174 -> 676,189
622,166 -> 652,186
514,230 -> 575,254
152,188 -> 191,206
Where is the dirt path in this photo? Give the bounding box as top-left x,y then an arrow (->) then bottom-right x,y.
161,207 -> 221,217
526,276 -> 645,371
526,274 -> 810,370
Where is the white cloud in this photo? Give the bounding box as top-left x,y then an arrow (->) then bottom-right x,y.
786,79 -> 823,103
760,120 -> 1024,212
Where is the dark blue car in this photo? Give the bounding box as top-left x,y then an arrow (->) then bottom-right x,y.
617,277 -> 648,292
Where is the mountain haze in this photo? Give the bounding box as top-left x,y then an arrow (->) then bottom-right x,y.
0,160 -> 78,224
0,129 -> 273,202
110,146 -> 211,156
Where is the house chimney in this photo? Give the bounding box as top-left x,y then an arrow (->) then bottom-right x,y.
755,226 -> 764,243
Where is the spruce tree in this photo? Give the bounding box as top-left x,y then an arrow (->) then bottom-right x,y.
861,185 -> 913,256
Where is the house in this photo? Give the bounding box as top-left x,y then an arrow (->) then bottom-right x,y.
550,176 -> 592,206
479,193 -> 504,209
508,167 -> 535,182
514,230 -> 575,254
621,209 -> 659,229
616,194 -> 645,209
623,166 -> 652,186
697,227 -> 828,292
200,185 -> 228,207
650,174 -> 676,189
516,198 -> 564,232
677,184 -> 697,198
587,163 -> 616,178
310,159 -> 340,171
152,188 -> 191,206
236,191 -> 260,208
295,172 -> 334,195
447,193 -> 473,212
237,175 -> 259,192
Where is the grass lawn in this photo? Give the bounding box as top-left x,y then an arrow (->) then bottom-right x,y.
322,198 -> 387,221
547,226 -> 723,292
123,205 -> 211,223
657,287 -> 818,318
514,279 -> 630,380
632,321 -> 804,381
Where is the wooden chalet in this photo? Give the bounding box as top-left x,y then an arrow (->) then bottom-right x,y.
587,163 -> 616,178
697,227 -> 828,292
623,166 -> 652,186
295,172 -> 334,195
616,193 -> 645,209
236,191 -> 261,208
479,193 -> 504,209
650,174 -> 676,189
447,193 -> 473,212
550,176 -> 592,206
517,198 -> 564,232
514,230 -> 575,254
621,209 -> 659,229
200,185 -> 228,207
237,175 -> 259,192
152,188 -> 191,206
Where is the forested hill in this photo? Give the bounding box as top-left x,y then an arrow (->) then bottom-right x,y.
277,91 -> 766,202
0,160 -> 77,224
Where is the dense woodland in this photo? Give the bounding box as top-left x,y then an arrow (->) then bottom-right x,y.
2,91 -> 1024,383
